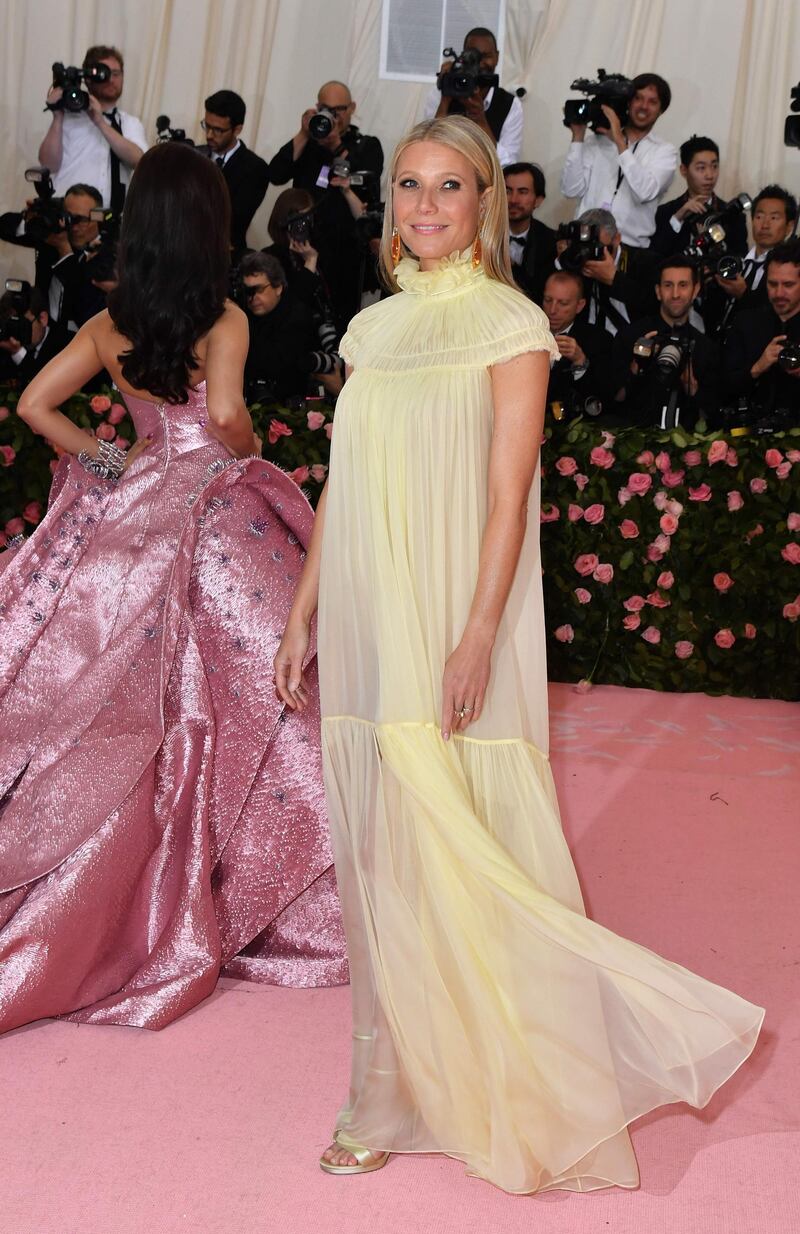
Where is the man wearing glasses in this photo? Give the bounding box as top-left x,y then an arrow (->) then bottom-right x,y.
199,90 -> 270,256
38,44 -> 147,212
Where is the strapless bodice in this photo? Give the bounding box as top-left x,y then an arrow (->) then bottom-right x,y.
122,381 -> 214,455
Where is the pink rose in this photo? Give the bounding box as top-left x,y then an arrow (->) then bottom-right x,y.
646,590 -> 670,608
572,678 -> 593,694
683,450 -> 702,467
574,553 -> 599,577
653,490 -> 668,511
0,445 -> 16,466
675,640 -> 694,660
657,571 -> 674,590
782,603 -> 800,622
662,469 -> 685,488
781,542 -> 800,565
746,523 -> 764,542
593,562 -> 614,584
568,503 -> 584,522
95,422 -> 116,441
619,519 -> 639,539
637,450 -> 655,467
574,587 -> 592,604
307,410 -> 326,430
324,422 -> 334,440
108,402 -> 127,425
554,624 -> 574,643
659,513 -> 679,535
750,477 -> 767,494
787,512 -> 800,531
310,463 -> 327,482
0,405 -> 9,422
646,543 -> 665,563
666,498 -> 683,517
765,448 -> 783,469
90,394 -> 111,414
556,455 -> 578,476
574,473 -> 589,491
744,623 -> 757,639
601,430 -> 616,448
787,450 -> 800,463
641,626 -> 661,645
623,595 -> 646,612
584,503 -> 605,525
115,436 -> 131,450
713,572 -> 734,592
268,418 -> 293,444
725,448 -> 738,467
655,451 -> 671,472
727,491 -> 744,512
623,613 -> 641,631
541,503 -> 560,522
5,516 -> 25,536
590,445 -> 614,469
617,486 -> 632,506
714,628 -> 735,649
22,501 -> 42,524
776,461 -> 791,481
654,533 -> 671,553
688,483 -> 712,502
627,471 -> 652,495
707,439 -> 728,465
288,465 -> 310,485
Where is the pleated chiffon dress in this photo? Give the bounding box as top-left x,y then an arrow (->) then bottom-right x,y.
317,249 -> 764,1194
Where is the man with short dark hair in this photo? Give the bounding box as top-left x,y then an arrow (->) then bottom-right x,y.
241,251 -> 321,402
712,185 -> 798,337
504,162 -> 556,303
557,207 -> 657,337
722,239 -> 800,417
0,284 -> 70,384
560,72 -> 677,247
38,44 -> 147,210
611,256 -> 721,428
424,27 -> 523,166
198,90 -> 270,255
650,135 -> 748,257
542,270 -> 612,416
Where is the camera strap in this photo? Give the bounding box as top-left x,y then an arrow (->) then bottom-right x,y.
612,139 -> 640,200
104,109 -> 125,214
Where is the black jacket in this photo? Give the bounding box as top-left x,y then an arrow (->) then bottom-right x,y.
0,322 -> 71,386
722,303 -> 800,414
574,244 -> 658,335
650,192 -> 749,258
548,318 -> 613,414
199,142 -> 270,254
245,291 -> 319,400
510,218 -> 556,304
611,312 -> 721,429
0,211 -> 61,294
268,125 -> 384,198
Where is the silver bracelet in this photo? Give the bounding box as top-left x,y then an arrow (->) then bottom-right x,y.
77,439 -> 127,482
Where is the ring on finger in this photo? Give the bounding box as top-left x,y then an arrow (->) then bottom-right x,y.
457,704 -> 474,718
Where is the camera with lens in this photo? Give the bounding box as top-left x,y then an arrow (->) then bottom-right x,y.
245,376 -> 279,405
549,391 -> 604,422
785,81 -> 800,147
22,168 -> 67,244
0,279 -> 34,348
286,210 -> 315,244
778,340 -> 800,372
309,107 -> 337,141
48,60 -> 110,114
155,115 -> 194,145
563,68 -> 634,133
83,206 -> 120,283
633,333 -> 694,383
437,46 -> 499,100
684,193 -> 752,278
556,221 -> 606,272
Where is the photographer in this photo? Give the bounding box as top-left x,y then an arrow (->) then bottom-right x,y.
611,256 -> 720,429
542,271 -> 612,416
424,28 -> 522,166
38,45 -> 147,211
557,207 -> 657,337
504,162 -> 556,303
711,185 -> 798,336
0,284 -> 69,385
198,90 -> 270,255
241,252 -> 327,403
560,73 -> 677,248
650,136 -> 748,257
722,240 -> 800,419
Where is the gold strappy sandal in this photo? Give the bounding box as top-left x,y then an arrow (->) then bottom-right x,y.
319,1130 -> 390,1176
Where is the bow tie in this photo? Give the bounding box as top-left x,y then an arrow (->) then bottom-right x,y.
509,234 -> 526,246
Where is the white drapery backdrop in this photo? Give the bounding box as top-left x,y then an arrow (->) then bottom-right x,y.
2,0 -> 798,283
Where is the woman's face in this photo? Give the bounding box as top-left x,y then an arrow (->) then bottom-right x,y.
393,141 -> 488,270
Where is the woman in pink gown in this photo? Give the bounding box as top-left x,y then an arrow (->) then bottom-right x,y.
0,143 -> 347,1034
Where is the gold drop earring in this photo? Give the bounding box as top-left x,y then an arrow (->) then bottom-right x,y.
391,227 -> 402,268
472,210 -> 486,269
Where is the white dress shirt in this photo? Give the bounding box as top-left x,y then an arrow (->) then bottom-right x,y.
52,108 -> 148,205
423,87 -> 523,167
560,129 -> 678,248
508,225 -> 529,266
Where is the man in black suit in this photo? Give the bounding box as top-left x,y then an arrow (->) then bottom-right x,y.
199,90 -> 270,256
708,184 -> 798,339
542,270 -> 612,418
557,207 -> 657,338
0,284 -> 70,385
504,162 -> 555,304
650,135 -> 748,257
722,239 -> 800,418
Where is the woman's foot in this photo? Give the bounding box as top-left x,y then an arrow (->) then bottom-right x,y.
319,1133 -> 390,1175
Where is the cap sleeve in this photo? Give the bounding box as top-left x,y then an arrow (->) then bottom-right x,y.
478,287 -> 560,369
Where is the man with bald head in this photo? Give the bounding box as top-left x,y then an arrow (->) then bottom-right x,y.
268,80 -> 383,332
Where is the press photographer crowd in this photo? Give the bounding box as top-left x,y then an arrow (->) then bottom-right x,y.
2,31 -> 800,432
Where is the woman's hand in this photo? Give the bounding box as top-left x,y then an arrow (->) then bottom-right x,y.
441,630 -> 492,741
273,617 -> 312,711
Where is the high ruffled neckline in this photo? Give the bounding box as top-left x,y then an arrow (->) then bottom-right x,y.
395,248 -> 484,297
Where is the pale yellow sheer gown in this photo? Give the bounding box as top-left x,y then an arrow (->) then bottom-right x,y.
318,250 -> 764,1194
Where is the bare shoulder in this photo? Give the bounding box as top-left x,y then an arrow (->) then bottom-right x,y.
209,299 -> 248,342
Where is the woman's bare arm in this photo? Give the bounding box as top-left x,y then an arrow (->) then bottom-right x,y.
204,303 -> 259,458
17,318 -> 109,456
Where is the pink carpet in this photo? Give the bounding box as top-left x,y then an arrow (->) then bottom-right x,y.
1,684 -> 797,1234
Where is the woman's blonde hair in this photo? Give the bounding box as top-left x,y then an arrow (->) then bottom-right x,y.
378,115 -> 515,293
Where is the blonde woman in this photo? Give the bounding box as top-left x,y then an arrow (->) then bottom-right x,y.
274,116 -> 763,1194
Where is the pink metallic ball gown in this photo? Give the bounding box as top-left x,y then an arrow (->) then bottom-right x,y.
0,383 -> 347,1033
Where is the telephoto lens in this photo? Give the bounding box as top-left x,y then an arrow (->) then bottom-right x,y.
309,108 -> 335,140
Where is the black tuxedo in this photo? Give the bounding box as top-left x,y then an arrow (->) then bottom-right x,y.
722,304 -> 800,415
574,244 -> 658,336
0,211 -> 61,294
650,192 -> 748,258
611,313 -> 721,429
200,142 -> 270,254
0,322 -> 71,386
547,318 -> 613,414
510,218 -> 556,304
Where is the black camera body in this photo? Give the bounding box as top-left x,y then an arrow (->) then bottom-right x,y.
785,82 -> 800,147
563,69 -> 634,132
309,107 -> 337,141
286,210 -> 315,244
437,47 -> 499,100
549,391 -> 604,422
684,194 -> 752,279
82,207 -> 119,283
155,115 -> 195,145
633,332 -> 694,384
0,278 -> 35,347
22,167 -> 67,244
778,340 -> 800,372
556,221 -> 606,271
49,61 -> 110,113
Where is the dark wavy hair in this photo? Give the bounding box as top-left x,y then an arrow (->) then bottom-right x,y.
108,143 -> 231,403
